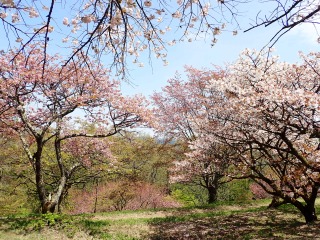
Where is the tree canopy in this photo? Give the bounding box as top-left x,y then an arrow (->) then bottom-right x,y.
0,46 -> 149,213
188,49 -> 320,223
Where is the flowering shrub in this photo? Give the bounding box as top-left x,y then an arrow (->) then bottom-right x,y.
67,181 -> 180,214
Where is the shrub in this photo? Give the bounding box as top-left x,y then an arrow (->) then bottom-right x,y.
170,184 -> 207,206
217,179 -> 253,202
66,181 -> 180,214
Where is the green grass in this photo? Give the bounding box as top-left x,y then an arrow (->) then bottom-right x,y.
1,199 -> 320,239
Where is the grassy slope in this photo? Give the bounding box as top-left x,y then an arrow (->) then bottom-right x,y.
1,199 -> 320,239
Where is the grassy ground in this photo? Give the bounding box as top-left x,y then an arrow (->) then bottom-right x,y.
1,199 -> 320,239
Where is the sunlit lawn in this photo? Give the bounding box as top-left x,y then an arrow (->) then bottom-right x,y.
1,199 -> 320,239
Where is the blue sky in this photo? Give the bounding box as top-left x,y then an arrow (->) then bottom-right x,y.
121,18 -> 319,97
119,0 -> 320,97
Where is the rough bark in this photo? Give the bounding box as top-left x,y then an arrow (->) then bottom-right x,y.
42,200 -> 57,214
207,186 -> 218,204
268,196 -> 288,209
204,173 -> 220,204
292,199 -> 318,224
301,206 -> 317,223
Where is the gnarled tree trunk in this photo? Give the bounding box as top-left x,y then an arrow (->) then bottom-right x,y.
293,189 -> 318,224
301,205 -> 317,223
203,173 -> 221,204
42,198 -> 57,214
40,175 -> 67,213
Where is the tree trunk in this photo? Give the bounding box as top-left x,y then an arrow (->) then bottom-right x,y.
294,186 -> 318,224
207,186 -> 218,204
301,205 -> 317,224
42,200 -> 57,214
287,195 -> 318,224
57,193 -> 64,213
93,180 -> 99,213
205,173 -> 220,204
41,176 -> 67,213
34,142 -> 47,212
40,192 -> 57,213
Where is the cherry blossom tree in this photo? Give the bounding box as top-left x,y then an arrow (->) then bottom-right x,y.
0,1 -> 318,73
0,45 -> 149,213
192,49 -> 320,223
0,0 -> 242,76
152,67 -> 231,203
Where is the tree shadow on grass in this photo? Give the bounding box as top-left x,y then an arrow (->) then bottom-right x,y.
146,208 -> 320,240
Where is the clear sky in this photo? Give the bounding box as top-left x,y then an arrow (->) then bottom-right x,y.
121,18 -> 319,97
120,1 -> 320,97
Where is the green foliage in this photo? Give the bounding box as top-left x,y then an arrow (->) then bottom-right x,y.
7,213 -> 64,232
277,203 -> 300,214
170,179 -> 254,207
3,213 -> 111,238
0,193 -> 31,216
110,134 -> 172,187
79,219 -> 110,236
170,184 -> 207,206
217,179 -> 253,202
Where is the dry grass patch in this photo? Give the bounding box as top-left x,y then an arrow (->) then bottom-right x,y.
92,210 -> 174,221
